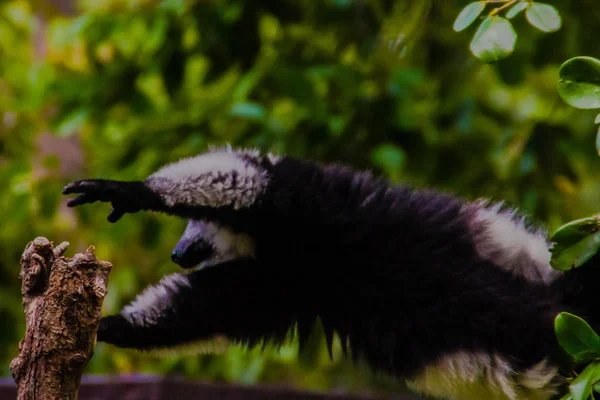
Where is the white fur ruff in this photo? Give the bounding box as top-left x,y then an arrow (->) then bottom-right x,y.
406,351 -> 562,400
121,273 -> 190,326
468,200 -> 560,284
190,220 -> 256,269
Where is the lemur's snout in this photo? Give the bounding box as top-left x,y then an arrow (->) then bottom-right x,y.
171,240 -> 214,269
170,249 -> 181,264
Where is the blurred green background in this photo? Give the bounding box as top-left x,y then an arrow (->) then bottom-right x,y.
1,0 -> 600,397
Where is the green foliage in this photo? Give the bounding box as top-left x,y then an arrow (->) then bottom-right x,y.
552,53 -> 600,400
371,143 -> 406,183
558,56 -> 600,156
555,313 -> 600,363
569,361 -> 600,400
558,57 -> 600,110
453,2 -> 486,32
549,217 -> 600,271
506,3 -> 528,19
469,16 -> 517,63
554,299 -> 600,399
2,0 -> 600,396
454,0 -> 562,62
553,311 -> 600,399
550,49 -> 600,388
525,3 -> 562,33
549,40 -> 600,400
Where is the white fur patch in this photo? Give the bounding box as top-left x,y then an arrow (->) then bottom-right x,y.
207,224 -> 255,261
519,358 -> 564,396
152,150 -> 258,182
146,146 -> 280,209
406,351 -> 561,400
121,273 -> 190,326
193,220 -> 256,269
469,200 -> 560,284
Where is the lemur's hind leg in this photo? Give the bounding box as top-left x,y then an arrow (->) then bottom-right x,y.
97,258 -> 297,352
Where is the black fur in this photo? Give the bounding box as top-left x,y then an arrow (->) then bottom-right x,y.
64,151 -> 598,392
98,257 -> 299,350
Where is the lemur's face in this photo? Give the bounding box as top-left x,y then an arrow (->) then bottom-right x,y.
171,219 -> 256,270
171,220 -> 214,268
158,147 -> 276,270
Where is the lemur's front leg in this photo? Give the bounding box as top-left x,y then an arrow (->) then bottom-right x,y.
62,147 -> 277,223
97,257 -> 298,352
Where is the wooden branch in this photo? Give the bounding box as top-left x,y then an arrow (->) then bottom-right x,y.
10,237 -> 113,400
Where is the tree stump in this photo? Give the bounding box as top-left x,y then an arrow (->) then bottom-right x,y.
10,237 -> 113,400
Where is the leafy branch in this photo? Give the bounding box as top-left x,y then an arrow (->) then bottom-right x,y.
453,4 -> 600,397
550,217 -> 600,400
453,0 -> 561,62
552,56 -> 600,396
557,56 -> 600,154
488,0 -> 520,17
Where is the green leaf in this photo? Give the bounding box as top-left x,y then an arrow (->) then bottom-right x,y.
558,57 -> 600,110
135,71 -> 170,110
371,143 -> 406,182
550,216 -> 600,271
596,127 -> 600,156
506,2 -> 528,19
453,2 -> 486,32
55,108 -> 89,137
551,235 -> 600,271
142,15 -> 169,56
526,3 -> 562,32
158,0 -> 186,15
570,362 -> 600,400
229,102 -> 265,120
555,313 -> 600,363
595,113 -> 600,124
469,16 -> 517,63
552,217 -> 600,248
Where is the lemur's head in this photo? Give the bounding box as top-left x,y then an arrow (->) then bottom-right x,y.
153,145 -> 281,270
171,219 -> 256,269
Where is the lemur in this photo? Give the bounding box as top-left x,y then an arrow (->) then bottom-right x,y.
62,145 -> 598,400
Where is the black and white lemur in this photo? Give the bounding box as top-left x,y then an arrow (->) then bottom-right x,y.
62,145 -> 600,400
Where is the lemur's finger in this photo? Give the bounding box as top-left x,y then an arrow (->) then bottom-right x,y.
107,208 -> 125,223
62,181 -> 86,195
63,179 -> 115,194
66,193 -> 96,207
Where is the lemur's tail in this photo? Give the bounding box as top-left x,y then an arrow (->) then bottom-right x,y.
552,249 -> 600,331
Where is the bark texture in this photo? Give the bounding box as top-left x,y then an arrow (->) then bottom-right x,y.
10,237 -> 113,400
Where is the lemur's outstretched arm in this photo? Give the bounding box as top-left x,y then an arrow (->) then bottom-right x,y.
63,180 -> 163,223
98,257 -> 300,352
62,147 -> 279,223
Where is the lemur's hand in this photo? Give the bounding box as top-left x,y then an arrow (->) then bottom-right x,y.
63,179 -> 148,223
